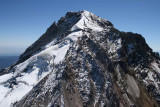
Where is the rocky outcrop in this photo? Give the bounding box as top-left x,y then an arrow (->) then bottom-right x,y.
0,10 -> 159,107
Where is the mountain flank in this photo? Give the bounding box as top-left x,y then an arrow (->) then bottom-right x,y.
0,10 -> 160,107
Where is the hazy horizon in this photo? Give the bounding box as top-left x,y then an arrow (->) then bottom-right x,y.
0,56 -> 19,70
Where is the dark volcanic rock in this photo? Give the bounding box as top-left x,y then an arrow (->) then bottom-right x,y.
0,11 -> 159,107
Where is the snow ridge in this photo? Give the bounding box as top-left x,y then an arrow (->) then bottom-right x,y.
0,10 -> 159,107
0,31 -> 85,107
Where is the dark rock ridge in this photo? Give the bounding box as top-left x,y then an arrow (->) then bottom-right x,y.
0,10 -> 160,107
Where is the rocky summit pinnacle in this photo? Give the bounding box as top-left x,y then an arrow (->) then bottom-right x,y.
0,11 -> 160,107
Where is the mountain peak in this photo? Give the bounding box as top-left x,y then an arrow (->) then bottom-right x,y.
66,10 -> 91,15
16,10 -> 113,64
81,10 -> 93,15
70,10 -> 113,32
0,11 -> 160,107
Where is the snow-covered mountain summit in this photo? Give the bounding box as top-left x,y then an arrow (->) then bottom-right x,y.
0,10 -> 160,107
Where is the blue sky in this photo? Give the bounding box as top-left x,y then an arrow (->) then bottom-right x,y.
0,0 -> 160,56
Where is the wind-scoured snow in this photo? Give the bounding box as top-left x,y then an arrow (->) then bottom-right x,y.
107,34 -> 122,60
1,10 -> 159,107
65,31 -> 83,42
71,11 -> 104,32
0,44 -> 68,106
0,16 -> 85,106
0,73 -> 13,83
0,38 -> 71,106
152,62 -> 160,75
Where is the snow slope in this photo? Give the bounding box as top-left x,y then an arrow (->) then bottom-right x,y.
0,29 -> 85,106
0,10 -> 160,107
0,11 -> 107,107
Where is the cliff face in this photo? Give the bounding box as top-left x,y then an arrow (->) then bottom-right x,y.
0,11 -> 160,107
